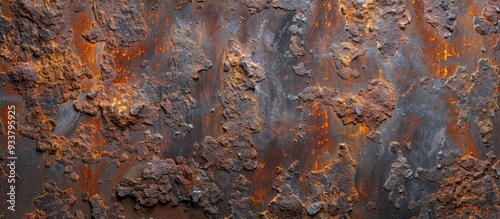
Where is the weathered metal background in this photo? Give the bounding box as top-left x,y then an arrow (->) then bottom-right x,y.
1,0 -> 500,218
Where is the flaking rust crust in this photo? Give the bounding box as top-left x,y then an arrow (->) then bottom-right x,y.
25,182 -> 77,219
261,144 -> 357,218
26,183 -> 126,219
1,0 -> 500,218
393,150 -> 500,219
292,62 -> 312,78
87,194 -> 125,219
163,26 -> 212,133
445,59 -> 499,147
473,0 -> 500,49
331,42 -> 365,80
340,0 -> 412,56
423,0 -> 458,39
195,38 -> 264,172
20,116 -> 101,176
384,142 -> 413,209
83,0 -> 147,48
299,79 -> 396,141
116,156 -> 223,217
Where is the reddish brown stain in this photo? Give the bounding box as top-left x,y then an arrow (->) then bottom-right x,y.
1,0 -> 500,218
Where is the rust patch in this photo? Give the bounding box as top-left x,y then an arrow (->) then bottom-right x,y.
292,62 -> 312,77
290,35 -> 306,57
116,156 -> 223,217
25,182 -> 77,219
261,144 -> 358,218
161,25 -> 212,133
227,174 -> 259,218
132,130 -> 163,161
194,37 -> 264,172
300,79 -> 396,141
474,0 -> 500,49
83,0 -> 147,48
330,41 -> 365,80
19,120 -> 101,175
445,58 -> 499,147
423,0 -> 458,39
384,143 -> 413,208
413,151 -> 500,218
1,0 -> 499,218
88,194 -> 124,219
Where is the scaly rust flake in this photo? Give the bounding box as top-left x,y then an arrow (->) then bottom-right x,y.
423,0 -> 458,39
330,41 -> 365,80
445,58 -> 499,147
300,79 -> 396,141
195,37 -> 264,172
340,0 -> 412,56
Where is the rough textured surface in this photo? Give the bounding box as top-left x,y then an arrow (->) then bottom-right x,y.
261,167 -> 305,218
194,38 -> 264,172
83,0 -> 147,48
300,79 -> 396,140
303,144 -> 358,217
261,144 -> 358,218
331,42 -> 364,80
445,59 -> 499,147
473,0 -> 500,49
20,121 -> 101,169
1,0 -> 500,218
162,26 -> 212,133
408,192 -> 436,219
25,182 -> 76,219
334,79 -> 396,130
423,0 -> 458,39
340,0 -> 412,55
292,62 -> 312,77
116,156 -> 223,217
411,151 -> 500,219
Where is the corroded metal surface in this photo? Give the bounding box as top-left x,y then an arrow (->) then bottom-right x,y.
1,0 -> 500,218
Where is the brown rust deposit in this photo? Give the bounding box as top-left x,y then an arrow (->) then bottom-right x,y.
1,0 -> 500,218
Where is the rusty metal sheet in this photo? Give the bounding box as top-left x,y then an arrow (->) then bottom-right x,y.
1,0 -> 500,218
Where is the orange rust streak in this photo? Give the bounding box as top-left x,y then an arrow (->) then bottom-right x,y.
69,8 -> 100,83
0,0 -> 13,19
306,101 -> 334,171
113,45 -> 143,83
250,155 -> 275,209
82,164 -> 98,196
250,162 -> 268,205
442,94 -> 479,157
339,124 -> 365,158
